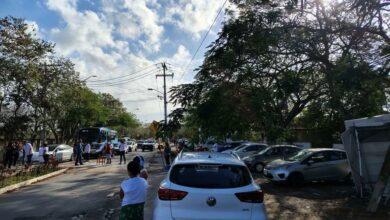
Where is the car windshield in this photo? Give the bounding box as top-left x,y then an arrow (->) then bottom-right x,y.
170,163 -> 251,189
286,149 -> 310,161
233,144 -> 247,151
257,147 -> 270,155
48,145 -> 58,151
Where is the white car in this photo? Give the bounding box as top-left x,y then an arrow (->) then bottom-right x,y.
31,144 -> 73,162
153,152 -> 267,220
126,141 -> 137,152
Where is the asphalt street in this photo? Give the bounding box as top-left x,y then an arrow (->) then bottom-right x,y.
0,150 -> 167,220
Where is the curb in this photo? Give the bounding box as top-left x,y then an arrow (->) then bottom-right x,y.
0,168 -> 69,195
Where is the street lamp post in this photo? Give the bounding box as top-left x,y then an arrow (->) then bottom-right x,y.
81,75 -> 97,82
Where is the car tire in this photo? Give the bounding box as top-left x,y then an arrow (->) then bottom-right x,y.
142,148 -> 145,152
254,163 -> 265,173
288,172 -> 304,186
343,172 -> 353,184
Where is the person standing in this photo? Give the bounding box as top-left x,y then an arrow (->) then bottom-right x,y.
133,156 -> 148,180
163,142 -> 171,166
119,161 -> 148,220
4,142 -> 13,169
23,141 -> 33,168
119,140 -> 127,165
74,140 -> 83,166
12,142 -> 20,167
104,142 -> 112,164
84,142 -> 91,162
42,143 -> 49,165
38,144 -> 45,164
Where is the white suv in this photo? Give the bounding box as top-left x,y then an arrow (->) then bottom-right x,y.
153,152 -> 267,220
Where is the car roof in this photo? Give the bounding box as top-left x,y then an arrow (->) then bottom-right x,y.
241,142 -> 267,146
174,152 -> 245,166
305,148 -> 345,152
270,145 -> 300,148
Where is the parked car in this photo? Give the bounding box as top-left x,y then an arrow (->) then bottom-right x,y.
32,144 -> 73,162
263,148 -> 351,185
242,145 -> 301,173
126,140 -> 137,152
153,152 -> 267,220
137,140 -> 156,151
217,141 -> 248,152
232,143 -> 268,159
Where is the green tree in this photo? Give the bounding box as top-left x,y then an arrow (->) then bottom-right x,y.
171,0 -> 389,143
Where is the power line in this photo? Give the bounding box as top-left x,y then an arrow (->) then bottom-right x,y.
88,63 -> 158,83
88,68 -> 160,87
180,0 -> 228,80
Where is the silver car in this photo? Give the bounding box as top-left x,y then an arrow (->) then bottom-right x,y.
263,148 -> 350,185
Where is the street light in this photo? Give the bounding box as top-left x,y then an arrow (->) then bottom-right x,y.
81,75 -> 97,82
147,88 -> 163,94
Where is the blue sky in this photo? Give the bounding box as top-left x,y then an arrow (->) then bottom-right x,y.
0,0 -> 233,122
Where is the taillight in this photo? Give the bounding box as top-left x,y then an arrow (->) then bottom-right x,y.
158,187 -> 188,201
235,190 -> 264,203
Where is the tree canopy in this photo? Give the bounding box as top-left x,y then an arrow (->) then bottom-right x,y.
0,16 -> 139,144
170,0 -> 389,144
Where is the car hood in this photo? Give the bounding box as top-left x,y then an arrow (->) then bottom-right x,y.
266,159 -> 298,168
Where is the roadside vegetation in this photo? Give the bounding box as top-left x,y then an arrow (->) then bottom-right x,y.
169,0 -> 389,146
0,163 -> 60,188
0,17 -> 139,145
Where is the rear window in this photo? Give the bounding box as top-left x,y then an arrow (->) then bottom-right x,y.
170,164 -> 252,189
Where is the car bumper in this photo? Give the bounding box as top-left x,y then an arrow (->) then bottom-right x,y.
263,168 -> 290,182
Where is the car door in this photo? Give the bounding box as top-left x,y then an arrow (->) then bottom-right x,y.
302,151 -> 332,181
63,145 -> 72,160
326,151 -> 349,180
55,146 -> 64,161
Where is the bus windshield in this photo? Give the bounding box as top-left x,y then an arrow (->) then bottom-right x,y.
79,128 -> 100,143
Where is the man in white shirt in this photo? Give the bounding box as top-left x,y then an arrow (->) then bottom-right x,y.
84,143 -> 91,161
119,139 -> 128,165
23,141 -> 33,168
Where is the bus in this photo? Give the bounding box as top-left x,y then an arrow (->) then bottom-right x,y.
78,127 -> 118,157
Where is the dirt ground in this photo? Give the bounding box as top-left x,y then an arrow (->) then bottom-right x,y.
253,174 -> 390,220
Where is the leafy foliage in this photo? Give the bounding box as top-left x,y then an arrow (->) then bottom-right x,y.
0,16 -> 139,144
171,0 -> 389,143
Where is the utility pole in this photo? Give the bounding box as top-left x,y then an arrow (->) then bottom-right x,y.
156,62 -> 173,125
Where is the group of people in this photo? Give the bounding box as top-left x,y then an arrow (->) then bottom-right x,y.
2,140 -> 34,169
72,139 -> 129,166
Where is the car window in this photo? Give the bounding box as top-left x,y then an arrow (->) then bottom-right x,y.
170,164 -> 251,189
328,151 -> 347,161
285,147 -> 299,154
308,152 -> 329,163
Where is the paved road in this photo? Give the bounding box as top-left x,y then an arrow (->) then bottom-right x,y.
0,151 -> 167,220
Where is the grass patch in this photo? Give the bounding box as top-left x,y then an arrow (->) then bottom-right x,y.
0,165 -> 61,188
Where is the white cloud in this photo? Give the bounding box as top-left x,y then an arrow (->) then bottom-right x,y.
164,0 -> 224,38
101,0 -> 164,52
43,0 -> 224,122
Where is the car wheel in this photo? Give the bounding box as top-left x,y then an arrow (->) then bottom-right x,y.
288,172 -> 304,186
142,148 -> 145,152
343,172 -> 353,184
255,163 -> 264,173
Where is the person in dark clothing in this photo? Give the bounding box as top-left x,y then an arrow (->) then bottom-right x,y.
12,142 -> 20,166
74,140 -> 83,166
4,143 -> 13,169
163,142 -> 171,166
42,143 -> 50,165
